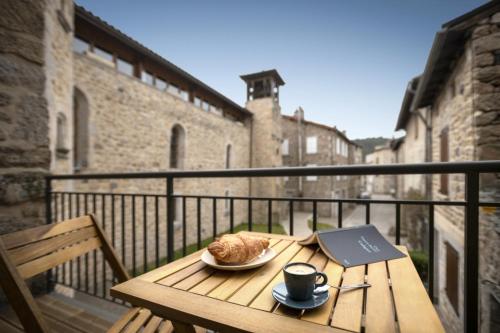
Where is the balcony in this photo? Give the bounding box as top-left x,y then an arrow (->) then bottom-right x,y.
0,161 -> 498,333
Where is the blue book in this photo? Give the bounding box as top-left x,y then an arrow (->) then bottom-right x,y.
298,225 -> 406,267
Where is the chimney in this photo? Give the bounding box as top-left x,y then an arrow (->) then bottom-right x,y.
294,107 -> 304,120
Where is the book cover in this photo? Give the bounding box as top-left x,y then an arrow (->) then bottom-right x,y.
298,225 -> 406,267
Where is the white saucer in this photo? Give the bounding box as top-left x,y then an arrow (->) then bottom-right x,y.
201,248 -> 277,271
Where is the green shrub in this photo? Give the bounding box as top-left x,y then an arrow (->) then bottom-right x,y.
409,250 -> 428,281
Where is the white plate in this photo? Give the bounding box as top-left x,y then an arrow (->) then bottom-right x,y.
201,248 -> 277,271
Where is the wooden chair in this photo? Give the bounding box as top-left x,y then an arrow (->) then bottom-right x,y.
0,214 -> 181,333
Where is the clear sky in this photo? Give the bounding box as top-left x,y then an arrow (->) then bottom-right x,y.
77,0 -> 487,139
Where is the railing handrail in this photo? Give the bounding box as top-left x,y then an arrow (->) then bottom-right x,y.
46,160 -> 500,180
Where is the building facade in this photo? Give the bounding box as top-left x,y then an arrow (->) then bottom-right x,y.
365,143 -> 396,195
394,2 -> 500,332
281,108 -> 361,217
0,0 -> 363,291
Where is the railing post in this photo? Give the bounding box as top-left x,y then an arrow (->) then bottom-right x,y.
464,172 -> 479,333
428,204 -> 434,301
166,177 -> 174,263
395,203 -> 401,245
45,177 -> 52,292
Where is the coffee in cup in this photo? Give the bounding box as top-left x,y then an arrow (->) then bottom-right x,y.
283,262 -> 328,301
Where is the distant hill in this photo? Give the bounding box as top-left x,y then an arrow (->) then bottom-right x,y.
353,137 -> 390,160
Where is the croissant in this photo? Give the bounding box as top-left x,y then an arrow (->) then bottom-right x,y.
208,234 -> 270,264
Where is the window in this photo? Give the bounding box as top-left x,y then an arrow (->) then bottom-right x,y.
225,144 -> 232,169
179,89 -> 189,101
141,71 -> 153,85
201,100 -> 210,112
306,164 -> 317,181
117,58 -> 133,76
94,46 -> 114,63
194,97 -> 201,108
282,139 -> 289,155
306,136 -> 317,154
155,78 -> 167,91
445,242 -> 459,315
169,124 -> 185,169
167,84 -> 179,96
284,176 -> 289,182
56,113 -> 68,157
440,128 -> 449,195
73,37 -> 89,54
73,88 -> 89,171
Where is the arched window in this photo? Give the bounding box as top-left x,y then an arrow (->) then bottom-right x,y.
73,88 -> 89,171
56,113 -> 68,157
170,124 -> 185,169
225,144 -> 232,169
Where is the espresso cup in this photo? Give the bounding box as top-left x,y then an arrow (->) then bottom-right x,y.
283,262 -> 328,301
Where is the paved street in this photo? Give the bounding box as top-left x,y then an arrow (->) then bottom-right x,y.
281,194 -> 398,242
342,194 -> 397,243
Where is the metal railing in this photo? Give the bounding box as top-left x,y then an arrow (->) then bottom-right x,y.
45,161 -> 500,333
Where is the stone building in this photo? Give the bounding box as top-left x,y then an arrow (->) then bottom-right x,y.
365,143 -> 396,194
281,108 -> 361,217
0,0 -> 363,297
394,2 -> 500,332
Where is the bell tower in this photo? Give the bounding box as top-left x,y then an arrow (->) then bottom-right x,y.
241,70 -> 285,222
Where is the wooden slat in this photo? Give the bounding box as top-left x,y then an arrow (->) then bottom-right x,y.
37,295 -> 112,331
0,318 -> 23,333
156,261 -> 207,287
37,298 -> 109,333
2,216 -> 93,250
142,316 -> 164,333
173,267 -> 215,291
158,320 -> 174,333
189,270 -> 231,295
17,236 -> 101,279
188,238 -> 281,296
301,258 -> 344,325
90,215 -> 131,283
107,308 -> 141,333
228,242 -> 303,306
0,239 -> 51,332
110,278 -> 346,333
364,261 -> 397,333
388,247 -> 445,333
207,240 -> 292,300
137,248 -> 206,283
123,308 -> 152,333
239,231 -> 300,241
330,265 -> 365,332
250,245 -> 316,311
138,236 -> 279,284
8,226 -> 97,266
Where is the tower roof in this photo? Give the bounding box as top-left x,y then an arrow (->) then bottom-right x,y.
240,69 -> 285,86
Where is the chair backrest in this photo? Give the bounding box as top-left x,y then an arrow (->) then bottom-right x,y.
0,214 -> 130,333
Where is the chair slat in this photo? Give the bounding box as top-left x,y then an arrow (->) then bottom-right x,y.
8,226 -> 97,266
1,216 -> 93,250
17,236 -> 101,279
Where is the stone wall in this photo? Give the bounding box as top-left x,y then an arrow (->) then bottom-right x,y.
281,114 -> 359,217
59,53 -> 252,273
431,11 -> 500,332
0,0 -> 74,302
246,97 -> 283,223
470,12 -> 500,333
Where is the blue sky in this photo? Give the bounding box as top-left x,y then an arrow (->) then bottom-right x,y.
77,0 -> 486,139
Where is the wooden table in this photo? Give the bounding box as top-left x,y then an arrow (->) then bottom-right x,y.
110,232 -> 444,333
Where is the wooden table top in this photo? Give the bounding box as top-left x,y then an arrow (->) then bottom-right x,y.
110,232 -> 444,333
